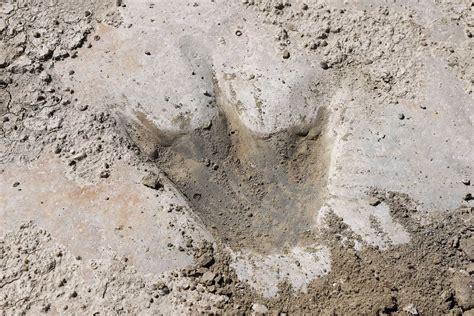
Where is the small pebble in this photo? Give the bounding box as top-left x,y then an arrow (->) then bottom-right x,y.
320,61 -> 329,69
282,50 -> 290,59
369,198 -> 381,207
77,104 -> 89,111
40,72 -> 52,83
72,152 -> 87,161
99,170 -> 110,179
398,113 -> 405,120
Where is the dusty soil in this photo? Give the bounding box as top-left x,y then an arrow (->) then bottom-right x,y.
1,0 -> 473,314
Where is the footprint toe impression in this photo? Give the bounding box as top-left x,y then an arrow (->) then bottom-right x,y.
125,71 -> 333,254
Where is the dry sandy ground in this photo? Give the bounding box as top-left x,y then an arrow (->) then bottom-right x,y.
0,0 -> 473,314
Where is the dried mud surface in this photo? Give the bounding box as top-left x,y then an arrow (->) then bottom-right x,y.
1,0 -> 473,314
1,198 -> 473,314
